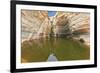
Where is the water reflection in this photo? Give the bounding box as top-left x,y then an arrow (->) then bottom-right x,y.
21,38 -> 90,63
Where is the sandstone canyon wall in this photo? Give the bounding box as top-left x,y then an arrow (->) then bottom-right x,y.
21,10 -> 90,46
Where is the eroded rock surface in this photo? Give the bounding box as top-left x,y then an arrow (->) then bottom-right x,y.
21,10 -> 90,46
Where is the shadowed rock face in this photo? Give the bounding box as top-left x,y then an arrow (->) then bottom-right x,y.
52,12 -> 90,45
53,12 -> 90,34
21,10 -> 90,45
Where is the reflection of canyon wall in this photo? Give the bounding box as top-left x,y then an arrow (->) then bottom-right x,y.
21,10 -> 90,46
21,10 -> 51,42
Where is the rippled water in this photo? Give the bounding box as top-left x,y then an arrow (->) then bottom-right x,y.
21,38 -> 90,63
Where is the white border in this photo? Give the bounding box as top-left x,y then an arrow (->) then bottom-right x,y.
16,4 -> 94,69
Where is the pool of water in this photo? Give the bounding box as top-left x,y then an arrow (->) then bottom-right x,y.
21,38 -> 90,63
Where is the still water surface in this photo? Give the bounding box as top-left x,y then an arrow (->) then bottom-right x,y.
21,38 -> 90,63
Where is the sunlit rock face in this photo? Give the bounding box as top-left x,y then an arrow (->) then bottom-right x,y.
21,10 -> 51,42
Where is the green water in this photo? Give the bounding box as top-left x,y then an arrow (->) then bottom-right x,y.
21,38 -> 90,63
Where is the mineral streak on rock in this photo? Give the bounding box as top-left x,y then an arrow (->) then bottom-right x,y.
21,10 -> 90,46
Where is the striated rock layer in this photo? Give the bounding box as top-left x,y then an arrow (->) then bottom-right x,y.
21,10 -> 51,42
52,12 -> 90,46
21,10 -> 90,46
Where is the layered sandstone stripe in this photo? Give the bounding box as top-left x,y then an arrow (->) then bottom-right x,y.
21,10 -> 51,42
